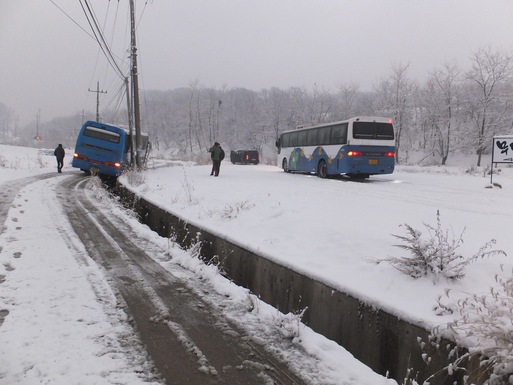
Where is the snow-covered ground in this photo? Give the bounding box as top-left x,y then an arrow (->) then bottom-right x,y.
125,155 -> 512,330
1,143 -> 512,384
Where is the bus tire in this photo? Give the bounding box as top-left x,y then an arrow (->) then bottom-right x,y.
282,158 -> 289,173
317,160 -> 327,178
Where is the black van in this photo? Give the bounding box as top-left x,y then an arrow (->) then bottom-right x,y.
230,150 -> 259,165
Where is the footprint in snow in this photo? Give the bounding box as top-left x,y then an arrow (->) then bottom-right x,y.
0,309 -> 9,328
3,263 -> 14,272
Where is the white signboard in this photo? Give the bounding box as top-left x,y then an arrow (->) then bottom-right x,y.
492,135 -> 513,163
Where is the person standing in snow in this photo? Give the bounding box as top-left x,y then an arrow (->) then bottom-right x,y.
54,144 -> 65,173
208,142 -> 225,177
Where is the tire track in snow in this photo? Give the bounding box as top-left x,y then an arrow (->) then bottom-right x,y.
58,175 -> 307,385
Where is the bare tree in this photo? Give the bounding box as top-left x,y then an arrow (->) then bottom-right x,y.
0,103 -> 14,141
420,63 -> 462,165
221,88 -> 262,151
335,82 -> 360,120
193,87 -> 205,152
307,84 -> 333,124
206,86 -> 225,146
142,88 -> 191,156
286,87 -> 308,129
464,47 -> 513,166
187,80 -> 200,154
374,63 -> 417,163
261,87 -> 289,144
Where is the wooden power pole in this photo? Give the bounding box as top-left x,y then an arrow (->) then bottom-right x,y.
129,0 -> 142,168
88,81 -> 107,122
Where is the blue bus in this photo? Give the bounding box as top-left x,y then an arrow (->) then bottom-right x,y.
276,116 -> 395,179
72,120 -> 150,177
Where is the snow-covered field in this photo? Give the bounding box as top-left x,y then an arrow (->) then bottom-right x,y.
124,156 -> 512,330
122,153 -> 513,383
0,144 -> 398,384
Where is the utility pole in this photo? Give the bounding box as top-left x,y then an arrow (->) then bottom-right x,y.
129,0 -> 142,168
76,110 -> 87,137
79,109 -> 86,125
35,109 -> 41,139
88,81 -> 107,122
125,76 -> 135,166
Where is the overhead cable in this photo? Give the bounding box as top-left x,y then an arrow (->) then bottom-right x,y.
48,0 -> 94,40
79,0 -> 126,80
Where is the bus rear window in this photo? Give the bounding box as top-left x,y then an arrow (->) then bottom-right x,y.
84,126 -> 121,144
353,122 -> 394,140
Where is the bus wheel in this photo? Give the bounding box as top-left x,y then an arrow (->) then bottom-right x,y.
317,160 -> 327,178
282,159 -> 289,172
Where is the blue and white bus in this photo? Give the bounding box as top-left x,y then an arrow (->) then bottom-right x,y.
276,116 -> 395,179
72,120 -> 150,177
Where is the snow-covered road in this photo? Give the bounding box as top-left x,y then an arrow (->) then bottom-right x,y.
59,173 -> 310,384
1,144 -> 396,385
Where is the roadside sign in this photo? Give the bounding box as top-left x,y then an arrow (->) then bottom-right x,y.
492,135 -> 513,163
490,135 -> 513,184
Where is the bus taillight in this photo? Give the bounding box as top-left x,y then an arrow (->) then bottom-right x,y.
347,150 -> 363,157
73,153 -> 86,160
384,152 -> 395,157
103,161 -> 122,168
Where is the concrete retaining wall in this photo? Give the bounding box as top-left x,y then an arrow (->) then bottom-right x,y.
117,184 -> 482,385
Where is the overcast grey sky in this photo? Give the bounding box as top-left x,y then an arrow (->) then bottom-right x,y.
1,0 -> 513,126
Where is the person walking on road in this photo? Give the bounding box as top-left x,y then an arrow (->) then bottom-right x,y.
54,144 -> 65,173
208,142 -> 225,177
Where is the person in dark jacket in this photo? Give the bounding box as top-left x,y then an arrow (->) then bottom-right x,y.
54,144 -> 65,173
208,142 -> 224,177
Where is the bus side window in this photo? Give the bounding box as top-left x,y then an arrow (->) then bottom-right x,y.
298,130 -> 307,147
307,128 -> 319,146
330,124 -> 348,145
318,127 -> 331,145
289,132 -> 298,147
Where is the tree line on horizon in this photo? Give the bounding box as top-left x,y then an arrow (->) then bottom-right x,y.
2,46 -> 513,167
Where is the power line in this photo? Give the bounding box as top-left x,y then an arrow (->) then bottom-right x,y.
79,0 -> 126,80
50,0 -> 146,84
48,0 -> 94,40
107,81 -> 130,120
